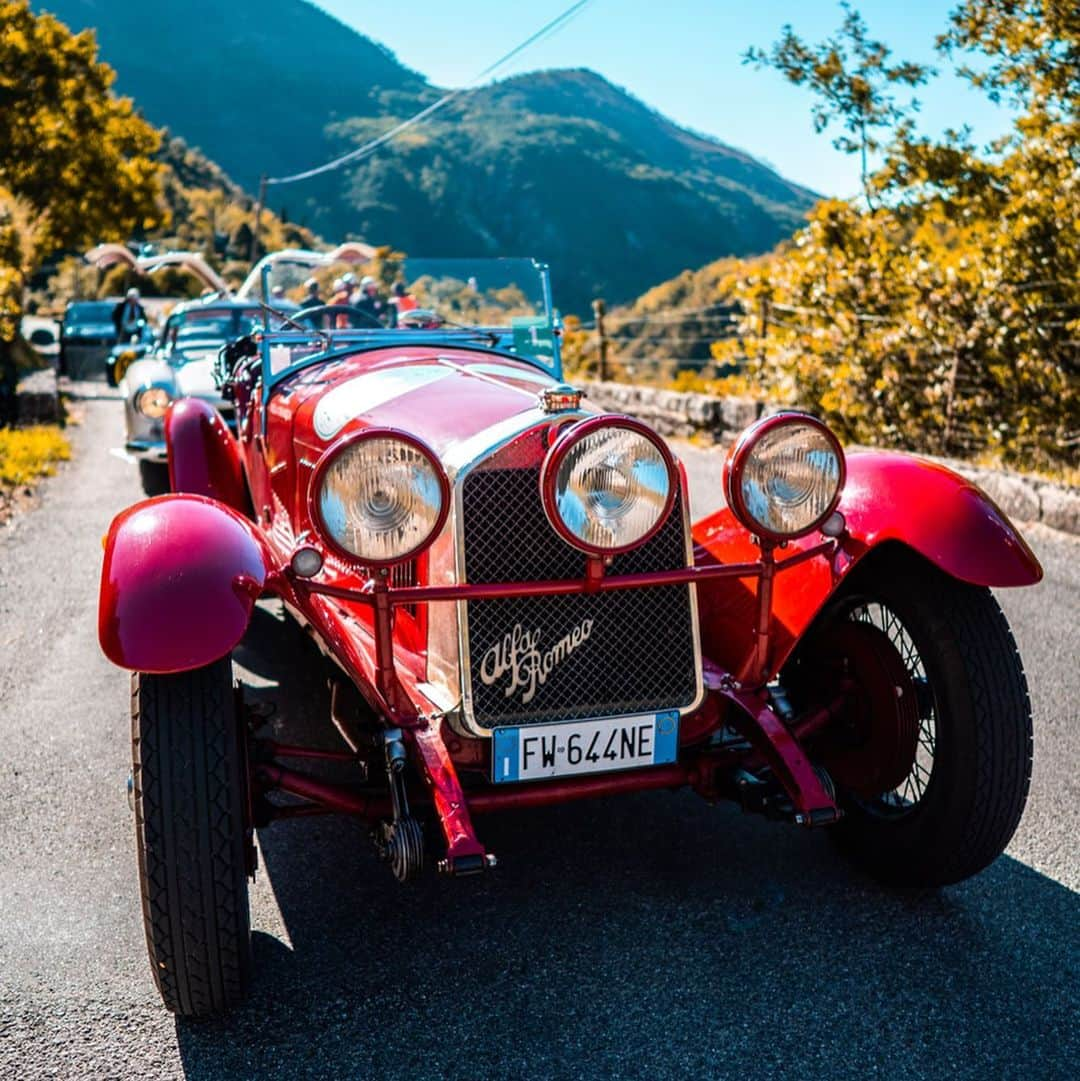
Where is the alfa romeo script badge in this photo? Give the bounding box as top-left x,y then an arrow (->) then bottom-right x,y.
479,619 -> 594,705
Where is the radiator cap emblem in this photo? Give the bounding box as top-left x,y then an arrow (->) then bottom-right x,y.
539,383 -> 583,413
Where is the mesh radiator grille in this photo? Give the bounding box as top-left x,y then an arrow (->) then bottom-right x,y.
461,466 -> 699,728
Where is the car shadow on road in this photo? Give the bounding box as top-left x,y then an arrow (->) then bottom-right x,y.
175,603 -> 1079,1081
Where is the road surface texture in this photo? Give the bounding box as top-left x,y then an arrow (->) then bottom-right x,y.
1,394 -> 1076,1080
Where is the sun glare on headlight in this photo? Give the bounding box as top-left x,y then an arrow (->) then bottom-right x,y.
312,431 -> 448,565
725,414 -> 844,540
541,417 -> 676,554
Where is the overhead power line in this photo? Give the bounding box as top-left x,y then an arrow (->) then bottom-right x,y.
266,0 -> 596,187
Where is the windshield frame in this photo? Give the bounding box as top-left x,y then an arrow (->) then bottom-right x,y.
165,306 -> 264,360
255,258 -> 561,395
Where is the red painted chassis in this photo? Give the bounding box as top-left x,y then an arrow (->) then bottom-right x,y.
100,382 -> 1042,876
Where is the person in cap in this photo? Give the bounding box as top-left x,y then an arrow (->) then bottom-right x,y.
329,276 -> 354,328
112,287 -> 147,339
302,278 -> 322,308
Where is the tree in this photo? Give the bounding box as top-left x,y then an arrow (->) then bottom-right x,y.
938,0 -> 1079,119
0,1 -> 163,255
0,1 -> 164,421
0,188 -> 42,422
713,2 -> 1079,475
745,3 -> 931,204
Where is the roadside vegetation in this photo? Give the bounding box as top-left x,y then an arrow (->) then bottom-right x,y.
0,427 -> 71,488
0,0 -> 163,418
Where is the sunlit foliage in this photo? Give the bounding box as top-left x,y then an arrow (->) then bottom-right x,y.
0,1 -> 162,255
0,425 -> 71,486
707,1 -> 1079,473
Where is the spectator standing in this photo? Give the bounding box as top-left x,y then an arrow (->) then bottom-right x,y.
390,281 -> 417,319
301,278 -> 322,308
112,288 -> 146,339
329,277 -> 353,330
354,276 -> 395,327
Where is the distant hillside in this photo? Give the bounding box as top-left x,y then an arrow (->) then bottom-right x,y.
602,257 -> 748,367
331,69 -> 816,311
36,0 -> 428,187
153,135 -> 318,265
38,0 -> 817,311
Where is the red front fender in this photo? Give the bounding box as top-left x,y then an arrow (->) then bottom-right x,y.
165,396 -> 249,513
693,450 -> 1042,679
99,495 -> 272,673
838,452 -> 1042,587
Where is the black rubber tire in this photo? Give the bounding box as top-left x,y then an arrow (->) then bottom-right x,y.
132,657 -> 252,1017
812,551 -> 1033,887
138,460 -> 170,497
106,362 -> 118,388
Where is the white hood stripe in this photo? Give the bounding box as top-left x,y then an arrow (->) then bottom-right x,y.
313,366 -> 454,441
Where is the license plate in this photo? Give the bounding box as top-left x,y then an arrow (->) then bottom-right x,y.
491,711 -> 679,784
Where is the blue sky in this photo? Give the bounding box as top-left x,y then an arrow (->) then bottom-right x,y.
312,0 -> 1016,197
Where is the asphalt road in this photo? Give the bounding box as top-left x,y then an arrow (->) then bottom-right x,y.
0,395 -> 1076,1080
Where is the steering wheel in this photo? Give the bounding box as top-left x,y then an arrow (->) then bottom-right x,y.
291,304 -> 383,330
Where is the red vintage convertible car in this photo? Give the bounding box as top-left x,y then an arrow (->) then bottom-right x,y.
99,259 -> 1040,1017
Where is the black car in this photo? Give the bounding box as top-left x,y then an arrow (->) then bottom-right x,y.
60,300 -> 119,379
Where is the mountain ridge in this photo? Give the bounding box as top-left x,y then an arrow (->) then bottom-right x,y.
34,0 -> 817,311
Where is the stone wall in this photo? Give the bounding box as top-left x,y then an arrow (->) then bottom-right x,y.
16,369 -> 61,425
579,380 -> 762,443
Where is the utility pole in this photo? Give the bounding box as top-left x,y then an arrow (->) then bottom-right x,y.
592,298 -> 609,382
250,174 -> 268,266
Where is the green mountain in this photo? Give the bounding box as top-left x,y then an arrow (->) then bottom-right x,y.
36,0 -> 817,312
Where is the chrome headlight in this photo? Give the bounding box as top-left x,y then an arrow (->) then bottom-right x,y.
311,430 -> 449,566
134,386 -> 172,419
725,413 -> 844,540
541,416 -> 677,554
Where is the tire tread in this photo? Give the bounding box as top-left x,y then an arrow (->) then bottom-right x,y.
132,658 -> 250,1016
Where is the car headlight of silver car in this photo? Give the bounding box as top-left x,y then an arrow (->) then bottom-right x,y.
540,416 -> 677,554
311,430 -> 450,566
724,413 -> 845,540
134,386 -> 172,419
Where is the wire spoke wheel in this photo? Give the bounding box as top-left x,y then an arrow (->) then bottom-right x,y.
788,551 -> 1033,887
843,600 -> 937,818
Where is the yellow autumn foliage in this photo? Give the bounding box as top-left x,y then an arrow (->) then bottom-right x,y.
704,1 -> 1079,474
0,426 -> 71,487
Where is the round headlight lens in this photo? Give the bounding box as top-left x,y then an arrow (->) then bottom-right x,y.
135,387 -> 171,419
727,415 -> 844,539
314,433 -> 447,565
542,418 -> 676,554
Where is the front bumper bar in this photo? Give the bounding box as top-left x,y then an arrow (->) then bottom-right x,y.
253,537 -> 843,872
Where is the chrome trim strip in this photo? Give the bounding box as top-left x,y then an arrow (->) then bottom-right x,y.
441,406 -> 578,482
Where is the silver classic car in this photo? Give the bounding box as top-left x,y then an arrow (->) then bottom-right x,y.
121,297 -> 263,494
